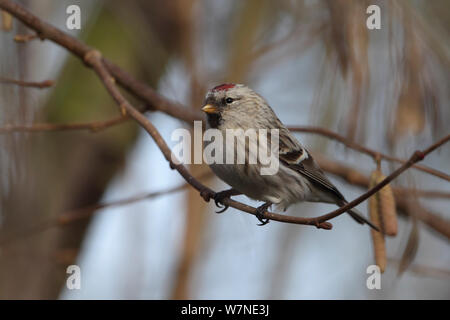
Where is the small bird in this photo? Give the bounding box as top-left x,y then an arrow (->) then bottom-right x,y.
201,83 -> 378,230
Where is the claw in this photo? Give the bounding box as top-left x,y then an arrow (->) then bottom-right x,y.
257,219 -> 269,226
214,198 -> 223,208
215,205 -> 229,214
214,197 -> 230,213
212,190 -> 233,213
255,202 -> 271,226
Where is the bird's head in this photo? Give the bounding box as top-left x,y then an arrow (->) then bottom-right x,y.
202,83 -> 275,129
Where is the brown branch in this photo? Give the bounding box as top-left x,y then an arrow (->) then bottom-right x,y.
1,0 -> 448,230
0,77 -> 53,88
14,33 -> 37,42
58,171 -> 213,226
294,138 -> 449,226
387,258 -> 450,278
103,60 -> 202,123
0,114 -> 129,134
59,184 -> 187,224
396,196 -> 450,241
0,178 -> 205,247
288,126 -> 450,182
394,188 -> 450,199
315,153 -> 450,199
314,153 -> 450,239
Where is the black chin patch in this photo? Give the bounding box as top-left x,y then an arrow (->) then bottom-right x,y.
206,113 -> 222,128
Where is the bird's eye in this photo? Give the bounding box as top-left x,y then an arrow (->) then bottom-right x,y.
225,97 -> 234,104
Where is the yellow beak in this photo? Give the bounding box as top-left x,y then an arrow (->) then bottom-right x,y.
202,104 -> 219,114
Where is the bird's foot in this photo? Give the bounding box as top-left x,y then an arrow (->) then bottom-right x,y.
213,189 -> 237,213
255,202 -> 271,226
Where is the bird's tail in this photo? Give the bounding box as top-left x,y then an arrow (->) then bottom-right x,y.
337,201 -> 380,232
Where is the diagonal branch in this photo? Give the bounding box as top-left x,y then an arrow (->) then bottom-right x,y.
314,153 -> 450,239
0,114 -> 128,133
13,32 -> 38,42
0,77 -> 53,88
0,178 -> 202,247
293,138 -> 449,227
288,126 -> 450,182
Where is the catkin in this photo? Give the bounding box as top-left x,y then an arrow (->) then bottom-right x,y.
1,11 -> 12,31
369,170 -> 386,273
376,173 -> 398,236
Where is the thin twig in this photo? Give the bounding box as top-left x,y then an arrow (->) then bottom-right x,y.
289,126 -> 450,182
394,188 -> 450,199
0,179 -> 203,247
0,114 -> 129,134
58,185 -> 185,225
14,33 -> 37,42
387,258 -> 450,278
286,136 -> 449,227
0,77 -> 53,88
314,153 -> 450,239
58,171 -> 214,225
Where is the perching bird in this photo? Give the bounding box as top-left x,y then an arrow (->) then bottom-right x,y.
201,83 -> 378,230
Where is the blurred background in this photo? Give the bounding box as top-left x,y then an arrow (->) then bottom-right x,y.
0,0 -> 449,299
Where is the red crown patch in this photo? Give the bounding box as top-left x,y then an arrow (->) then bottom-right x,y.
212,83 -> 236,91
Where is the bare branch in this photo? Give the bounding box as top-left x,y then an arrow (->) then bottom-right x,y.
314,153 -> 450,239
289,126 -> 450,182
0,114 -> 128,134
14,32 -> 38,42
296,138 -> 449,227
58,173 -> 213,225
0,77 -> 53,88
387,258 -> 450,278
0,177 -> 207,247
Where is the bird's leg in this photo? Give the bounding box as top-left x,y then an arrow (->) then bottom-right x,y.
255,202 -> 272,226
213,188 -> 242,213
